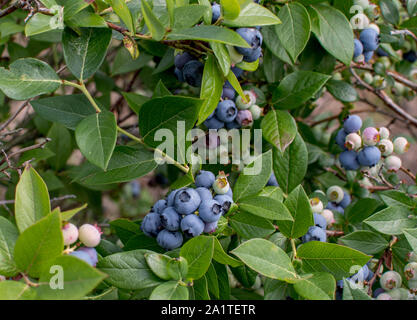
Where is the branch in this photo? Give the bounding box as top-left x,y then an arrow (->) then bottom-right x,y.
0,194 -> 76,205
350,67 -> 417,127
0,100 -> 31,132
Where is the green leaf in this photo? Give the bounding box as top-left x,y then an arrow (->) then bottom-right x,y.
0,281 -> 36,300
213,237 -> 242,268
231,239 -> 297,282
233,150 -> 273,202
74,145 -> 158,186
56,0 -> 90,19
380,0 -> 400,25
47,123 -> 72,170
109,219 -> 141,245
222,2 -> 281,27
226,69 -> 247,103
339,231 -> 389,255
276,3 -> 311,63
345,198 -> 381,224
75,111 -> 117,170
273,133 -> 308,194
0,217 -> 19,277
408,0 -> 417,16
173,4 -> 208,30
364,206 -> 417,235
229,211 -> 276,239
97,249 -> 163,290
221,0 -> 240,20
145,253 -> 173,280
257,186 -> 284,202
122,92 -> 150,115
25,13 -> 56,36
297,242 -> 371,280
193,275 -> 210,300
261,109 -> 297,152
180,235 -> 214,280
342,278 -> 372,300
31,94 -> 97,130
278,185 -> 313,239
198,55 -> 223,125
61,204 -> 88,221
403,228 -> 417,252
211,42 -> 231,77
14,210 -> 63,278
262,25 -> 293,66
150,281 -> 189,300
62,27 -> 112,81
293,272 -> 335,300
15,166 -> 51,233
379,190 -> 417,209
141,0 -> 165,41
111,0 -> 135,34
309,4 -> 354,66
66,10 -> 107,28
37,255 -> 106,299
326,79 -> 358,102
0,58 -> 60,100
167,25 -> 251,47
272,71 -> 330,109
238,196 -> 293,221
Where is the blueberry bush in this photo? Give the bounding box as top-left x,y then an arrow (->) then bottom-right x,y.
1,0 -> 417,301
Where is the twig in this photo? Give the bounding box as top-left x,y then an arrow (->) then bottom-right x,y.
309,108 -> 375,127
400,166 -> 416,181
0,138 -> 51,167
391,29 -> 417,45
0,3 -> 16,18
326,230 -> 344,237
0,194 -> 76,205
0,100 -> 31,132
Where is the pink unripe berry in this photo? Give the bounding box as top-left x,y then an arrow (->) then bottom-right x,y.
344,133 -> 362,150
378,139 -> 394,156
62,223 -> 79,246
378,127 -> 390,140
78,224 -> 101,248
212,172 -> 230,195
321,209 -> 335,225
310,198 -> 323,213
236,110 -> 253,127
362,127 -> 380,146
385,155 -> 402,172
393,137 -> 410,154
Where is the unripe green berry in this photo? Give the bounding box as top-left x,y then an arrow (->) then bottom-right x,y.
235,90 -> 256,110
327,186 -> 344,203
404,262 -> 417,280
380,271 -> 402,291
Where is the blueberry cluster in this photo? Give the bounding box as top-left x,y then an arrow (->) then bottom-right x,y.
204,89 -> 261,130
336,115 -> 409,172
141,171 -> 234,251
61,223 -> 102,267
174,52 -> 204,87
337,263 -> 374,289
353,27 -> 380,63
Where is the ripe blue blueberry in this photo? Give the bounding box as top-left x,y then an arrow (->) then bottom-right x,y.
198,199 -> 223,222
231,66 -> 244,78
211,2 -> 221,23
343,115 -> 362,133
195,170 -> 216,188
156,230 -> 183,250
153,199 -> 167,214
70,250 -> 95,267
302,226 -> 327,243
339,150 -> 360,170
267,173 -> 279,186
174,68 -> 184,82
222,85 -> 236,100
358,146 -> 381,167
78,247 -> 98,267
354,39 -> 364,58
364,50 -> 374,62
174,188 -> 201,215
167,188 -> 183,207
195,187 -> 213,202
204,116 -> 225,129
404,50 -> 417,63
335,129 -> 348,150
326,202 -> 345,214
339,191 -> 351,209
349,264 -> 370,284
174,52 -> 194,69
243,46 -> 262,62
313,213 -> 327,230
360,28 -> 379,52
216,100 -> 238,123
182,60 -> 204,87
141,212 -> 162,237
181,214 -> 205,237
225,187 -> 233,199
234,28 -> 263,56
161,207 -> 181,231
376,47 -> 389,57
213,194 -> 233,213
